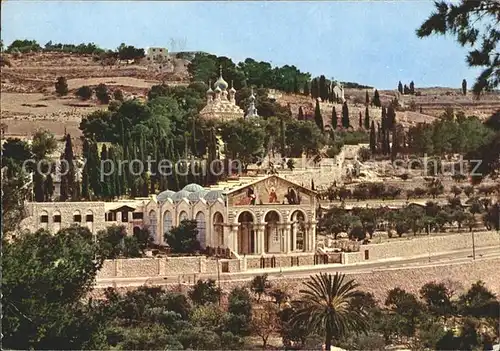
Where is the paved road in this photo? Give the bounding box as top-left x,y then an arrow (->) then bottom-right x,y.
95,246 -> 500,288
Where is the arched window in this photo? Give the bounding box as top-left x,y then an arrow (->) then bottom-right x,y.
86,210 -> 94,233
73,210 -> 82,223
163,211 -> 172,239
53,210 -> 62,232
213,212 -> 224,247
195,212 -> 206,249
39,210 -> 49,230
179,211 -> 188,224
149,210 -> 157,241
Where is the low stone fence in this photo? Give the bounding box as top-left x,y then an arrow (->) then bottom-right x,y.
343,230 -> 500,264
97,253 -> 322,281
244,253 -> 316,270
97,256 -> 241,280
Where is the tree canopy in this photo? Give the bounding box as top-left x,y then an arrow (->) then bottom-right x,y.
417,1 -> 500,95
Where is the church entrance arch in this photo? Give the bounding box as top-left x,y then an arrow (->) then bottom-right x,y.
237,211 -> 255,255
264,211 -> 281,253
290,210 -> 306,251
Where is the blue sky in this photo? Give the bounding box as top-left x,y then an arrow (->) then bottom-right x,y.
2,1 -> 479,89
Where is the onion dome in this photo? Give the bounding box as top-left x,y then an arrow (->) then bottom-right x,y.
249,87 -> 256,101
229,80 -> 236,94
214,65 -> 228,91
206,80 -> 213,94
214,76 -> 228,91
182,183 -> 204,192
214,86 -> 222,93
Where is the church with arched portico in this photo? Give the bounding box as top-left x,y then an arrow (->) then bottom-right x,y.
21,175 -> 318,256
151,174 -> 317,255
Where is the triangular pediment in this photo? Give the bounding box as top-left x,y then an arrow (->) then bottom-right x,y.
225,175 -> 316,206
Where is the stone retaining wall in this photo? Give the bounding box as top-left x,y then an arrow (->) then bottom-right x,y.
96,256 -> 240,279
96,231 -> 499,280
92,258 -> 500,304
343,231 -> 499,264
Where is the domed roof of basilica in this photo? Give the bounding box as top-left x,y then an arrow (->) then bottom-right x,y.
171,190 -> 192,202
204,190 -> 224,202
183,183 -> 205,192
188,189 -> 209,202
157,190 -> 176,202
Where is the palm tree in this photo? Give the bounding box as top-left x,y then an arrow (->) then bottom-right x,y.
291,272 -> 368,350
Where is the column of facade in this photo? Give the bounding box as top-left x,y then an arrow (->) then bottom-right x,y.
255,224 -> 265,255
303,224 -> 309,252
310,220 -> 317,252
292,223 -> 297,252
231,224 -> 240,254
282,222 -> 292,253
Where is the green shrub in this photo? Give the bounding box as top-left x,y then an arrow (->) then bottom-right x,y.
75,86 -> 93,100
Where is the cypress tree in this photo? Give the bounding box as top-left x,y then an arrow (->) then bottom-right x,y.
382,131 -> 388,155
74,180 -> 81,200
391,127 -> 399,161
44,173 -> 54,201
381,107 -> 387,132
280,116 -> 286,156
331,106 -> 337,130
403,84 -> 410,94
385,131 -> 391,155
387,105 -> 396,130
293,76 -> 299,94
364,106 -> 370,130
303,81 -> 310,96
369,121 -> 376,154
89,141 -> 102,198
59,154 -> 68,202
314,99 -> 324,132
319,75 -> 327,101
311,78 -> 319,100
373,89 -> 381,107
409,81 -> 415,94
398,81 -> 403,94
298,106 -> 305,121
33,172 -> 45,202
61,133 -> 75,199
365,91 -> 370,105
100,144 -> 110,199
116,146 -> 127,197
377,122 -> 382,142
462,79 -> 467,96
81,139 -> 90,199
358,111 -> 363,129
341,102 -> 349,128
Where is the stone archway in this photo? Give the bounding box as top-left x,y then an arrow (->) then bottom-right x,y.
213,212 -> 224,247
264,210 -> 281,253
237,211 -> 255,255
195,212 -> 206,249
290,210 -> 306,251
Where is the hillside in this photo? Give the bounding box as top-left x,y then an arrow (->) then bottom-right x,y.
2,51 -> 500,141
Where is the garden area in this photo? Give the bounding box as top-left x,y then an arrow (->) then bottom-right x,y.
3,224 -> 499,350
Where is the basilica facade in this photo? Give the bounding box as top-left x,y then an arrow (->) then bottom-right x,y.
20,175 -> 318,256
